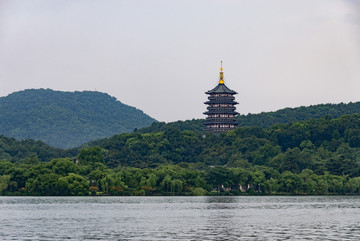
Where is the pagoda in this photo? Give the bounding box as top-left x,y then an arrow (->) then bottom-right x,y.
204,62 -> 238,133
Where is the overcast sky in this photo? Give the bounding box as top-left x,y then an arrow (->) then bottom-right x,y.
1,0 -> 360,122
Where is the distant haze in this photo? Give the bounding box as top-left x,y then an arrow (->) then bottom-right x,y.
1,0 -> 360,122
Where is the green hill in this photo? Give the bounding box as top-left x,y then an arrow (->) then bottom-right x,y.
0,135 -> 76,162
99,113 -> 360,174
3,114 -> 360,196
237,102 -> 360,128
136,102 -> 360,133
0,89 -> 156,148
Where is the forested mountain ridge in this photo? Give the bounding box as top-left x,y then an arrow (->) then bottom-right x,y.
136,102 -> 360,133
0,89 -> 156,148
2,114 -> 360,196
0,135 -> 76,162
101,113 -> 360,172
238,102 -> 360,128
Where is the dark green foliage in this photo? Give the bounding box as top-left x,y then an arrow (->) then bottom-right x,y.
49,158 -> 79,176
0,175 -> 11,194
3,113 -> 360,195
0,135 -> 75,162
77,146 -> 105,166
206,166 -> 231,190
57,173 -> 89,196
0,89 -> 156,148
136,102 -> 360,134
94,114 -> 360,172
136,119 -> 204,134
25,173 -> 62,195
238,102 -> 360,128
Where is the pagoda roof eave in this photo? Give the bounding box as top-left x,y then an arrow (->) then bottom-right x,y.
204,122 -> 239,125
206,83 -> 237,94
204,101 -> 238,105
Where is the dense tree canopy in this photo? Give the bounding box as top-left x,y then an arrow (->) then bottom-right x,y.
0,89 -> 156,148
136,102 -> 360,134
2,114 -> 360,196
0,135 -> 76,162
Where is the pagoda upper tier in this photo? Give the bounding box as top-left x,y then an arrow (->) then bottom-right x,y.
204,62 -> 238,134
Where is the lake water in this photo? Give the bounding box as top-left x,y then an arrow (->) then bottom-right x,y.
1,196 -> 360,240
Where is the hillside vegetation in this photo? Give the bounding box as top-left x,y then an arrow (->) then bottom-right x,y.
0,89 -> 156,148
238,102 -> 360,128
2,114 -> 360,196
136,102 -> 360,133
0,135 -> 76,162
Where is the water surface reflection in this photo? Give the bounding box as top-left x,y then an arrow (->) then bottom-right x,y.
0,196 -> 360,240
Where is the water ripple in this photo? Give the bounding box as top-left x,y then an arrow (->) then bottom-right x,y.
1,196 -> 360,240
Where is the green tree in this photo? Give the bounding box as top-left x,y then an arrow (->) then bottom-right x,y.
25,173 -> 62,195
346,177 -> 360,194
265,178 -> 279,194
325,143 -> 360,177
252,143 -> 281,166
271,148 -> 311,173
100,172 -> 128,195
49,158 -> 78,176
279,171 -> 301,194
170,179 -> 183,194
57,173 -> 89,196
192,187 -> 207,196
298,169 -> 318,194
231,168 -> 250,186
0,175 -> 11,194
206,166 -> 231,191
250,171 -> 266,192
88,169 -> 106,188
77,146 -> 105,166
160,174 -> 172,193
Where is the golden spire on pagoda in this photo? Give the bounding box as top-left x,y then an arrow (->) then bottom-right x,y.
219,61 -> 224,84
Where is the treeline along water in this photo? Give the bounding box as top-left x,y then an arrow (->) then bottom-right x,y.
4,114 -> 360,196
0,196 -> 360,240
